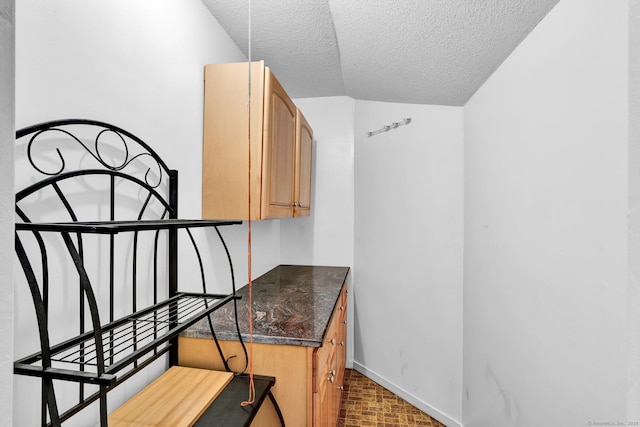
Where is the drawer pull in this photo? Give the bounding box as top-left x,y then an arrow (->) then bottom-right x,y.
339,385 -> 344,391
330,338 -> 336,345
328,376 -> 334,383
339,340 -> 344,346
340,306 -> 345,311
331,370 -> 336,376
342,320 -> 347,325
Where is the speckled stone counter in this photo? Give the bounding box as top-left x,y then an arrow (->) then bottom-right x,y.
182,265 -> 350,347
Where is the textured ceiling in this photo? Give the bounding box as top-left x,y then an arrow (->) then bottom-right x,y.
201,0 -> 560,106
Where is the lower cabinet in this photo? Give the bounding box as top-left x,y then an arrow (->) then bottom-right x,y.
178,285 -> 348,427
313,286 -> 347,427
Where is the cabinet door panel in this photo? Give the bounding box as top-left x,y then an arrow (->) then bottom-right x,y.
314,350 -> 336,427
262,69 -> 296,218
295,109 -> 313,217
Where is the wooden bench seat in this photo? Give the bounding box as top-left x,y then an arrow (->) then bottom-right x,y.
109,366 -> 234,426
108,366 -> 278,427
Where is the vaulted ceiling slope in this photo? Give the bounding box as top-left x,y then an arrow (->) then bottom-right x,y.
201,0 -> 560,106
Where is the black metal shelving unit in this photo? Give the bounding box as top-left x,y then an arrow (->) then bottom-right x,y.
13,119 -> 255,426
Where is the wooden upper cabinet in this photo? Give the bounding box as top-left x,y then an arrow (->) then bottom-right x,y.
202,61 -> 312,220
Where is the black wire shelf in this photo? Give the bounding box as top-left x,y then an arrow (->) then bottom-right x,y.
15,219 -> 242,234
14,292 -> 240,386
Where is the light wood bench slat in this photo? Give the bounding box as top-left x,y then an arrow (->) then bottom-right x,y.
108,366 -> 234,427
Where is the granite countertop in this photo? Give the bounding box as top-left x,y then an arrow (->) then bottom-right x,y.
183,265 -> 350,347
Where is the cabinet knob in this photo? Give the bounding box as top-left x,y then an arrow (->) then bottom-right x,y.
330,338 -> 336,345
342,320 -> 347,325
339,340 -> 344,346
328,376 -> 334,383
331,370 -> 336,376
339,385 -> 344,391
340,306 -> 345,311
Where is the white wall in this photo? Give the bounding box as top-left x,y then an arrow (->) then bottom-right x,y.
280,96 -> 356,365
0,1 -> 15,426
353,100 -> 464,426
463,0 -> 629,425
629,0 -> 640,421
14,1 -> 281,425
281,96 -> 354,268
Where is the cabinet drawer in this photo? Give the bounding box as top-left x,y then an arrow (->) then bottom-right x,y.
313,319 -> 338,392
337,289 -> 347,324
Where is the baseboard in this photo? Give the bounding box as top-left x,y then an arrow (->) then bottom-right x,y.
352,361 -> 461,427
346,357 -> 354,369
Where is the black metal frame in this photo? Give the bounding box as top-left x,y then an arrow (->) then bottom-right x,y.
13,119 -> 241,426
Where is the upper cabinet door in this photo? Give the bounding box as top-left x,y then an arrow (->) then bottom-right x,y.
262,69 -> 297,219
294,109 -> 313,217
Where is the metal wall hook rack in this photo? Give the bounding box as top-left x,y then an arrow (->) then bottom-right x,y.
367,118 -> 412,137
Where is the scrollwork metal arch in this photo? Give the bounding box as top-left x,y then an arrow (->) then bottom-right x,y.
18,119 -> 171,189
